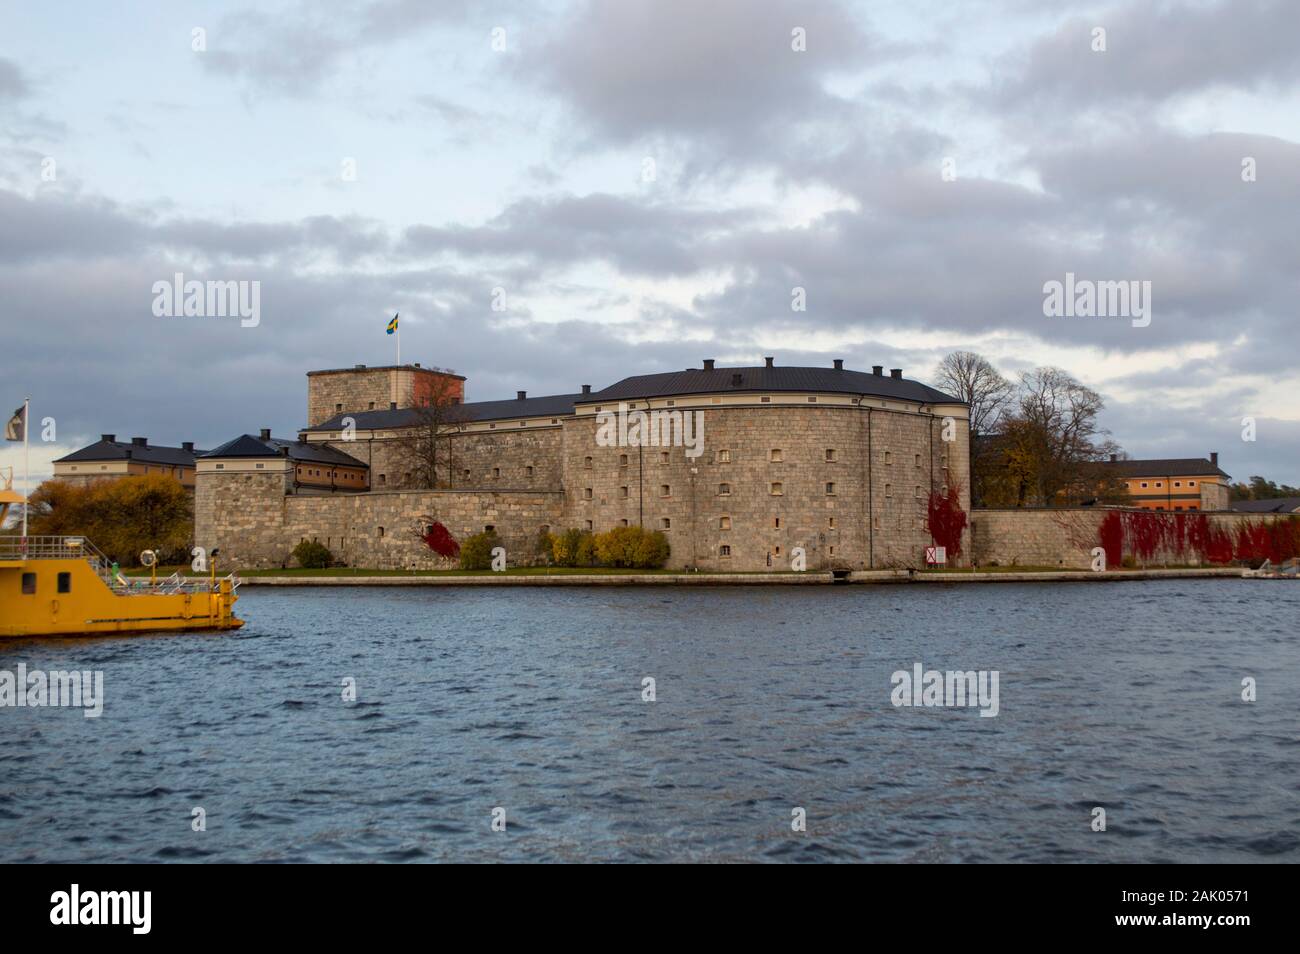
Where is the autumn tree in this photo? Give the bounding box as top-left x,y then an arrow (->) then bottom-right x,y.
390,375 -> 467,489
27,474 -> 192,563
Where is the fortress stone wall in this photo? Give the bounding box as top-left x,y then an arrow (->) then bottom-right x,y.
972,508 -> 1300,569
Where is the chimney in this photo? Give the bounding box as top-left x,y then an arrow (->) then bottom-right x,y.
280,446 -> 290,457
259,428 -> 271,441
582,384 -> 592,395
101,434 -> 116,443
872,366 -> 883,376
132,436 -> 147,447
517,390 -> 527,401
1210,451 -> 1218,467
833,359 -> 843,371
413,362 -> 421,368
1109,453 -> 1117,462
764,356 -> 774,368
890,368 -> 902,379
355,364 -> 366,369
703,358 -> 715,370
182,441 -> 194,453
731,373 -> 744,386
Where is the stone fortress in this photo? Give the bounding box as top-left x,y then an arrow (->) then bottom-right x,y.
194,358 -> 973,571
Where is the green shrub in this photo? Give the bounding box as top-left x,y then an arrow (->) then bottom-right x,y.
594,526 -> 670,568
292,540 -> 332,569
459,531 -> 499,570
533,526 -> 554,565
551,527 -> 591,567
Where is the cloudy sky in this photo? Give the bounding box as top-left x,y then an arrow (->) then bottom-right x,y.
2,0 -> 1298,490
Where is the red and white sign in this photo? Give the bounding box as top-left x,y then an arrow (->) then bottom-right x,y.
925,546 -> 947,566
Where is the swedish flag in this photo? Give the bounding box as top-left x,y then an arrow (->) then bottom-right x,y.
386,313 -> 399,335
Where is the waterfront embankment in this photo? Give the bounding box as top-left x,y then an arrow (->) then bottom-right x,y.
233,567 -> 1247,586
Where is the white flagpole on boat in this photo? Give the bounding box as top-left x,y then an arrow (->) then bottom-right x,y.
21,397 -> 29,540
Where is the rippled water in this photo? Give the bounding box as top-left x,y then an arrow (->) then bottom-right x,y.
1,580 -> 1297,863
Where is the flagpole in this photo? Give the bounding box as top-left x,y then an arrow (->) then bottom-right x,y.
397,321 -> 401,367
22,397 -> 29,539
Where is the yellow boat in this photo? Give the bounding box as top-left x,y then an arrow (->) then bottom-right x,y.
0,474 -> 242,637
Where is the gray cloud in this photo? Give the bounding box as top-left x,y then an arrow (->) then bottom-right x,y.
993,0 -> 1300,109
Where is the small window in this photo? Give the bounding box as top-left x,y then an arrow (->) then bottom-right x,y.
825,449 -> 836,462
216,463 -> 224,470
1155,482 -> 1162,488
1140,482 -> 1148,488
56,572 -> 74,593
660,484 -> 671,497
666,400 -> 675,406
526,465 -> 534,477
718,482 -> 731,496
825,482 -> 836,495
368,402 -> 375,410
1173,481 -> 1181,487
335,403 -> 342,412
770,449 -> 783,462
21,573 -> 35,594
761,396 -> 771,403
379,474 -> 387,485
770,482 -> 783,496
719,516 -> 731,530
828,517 -> 836,529
1189,480 -> 1197,487
378,527 -> 385,537
774,517 -> 781,529
620,486 -> 629,499
885,483 -> 893,497
661,518 -> 671,530
915,486 -> 922,498
255,462 -> 264,469
619,454 -> 628,466
720,544 -> 731,557
493,467 -> 501,478
873,516 -> 881,530
774,545 -> 782,556
584,487 -> 593,500
585,520 -> 593,530
462,469 -> 470,479
485,525 -> 495,533
807,396 -> 817,403
885,451 -> 893,465
584,456 -> 593,469
619,519 -> 629,527
915,454 -> 922,467
718,449 -> 731,463
829,546 -> 836,556
660,451 -> 669,464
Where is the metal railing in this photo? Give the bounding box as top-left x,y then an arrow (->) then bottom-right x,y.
0,535 -> 238,595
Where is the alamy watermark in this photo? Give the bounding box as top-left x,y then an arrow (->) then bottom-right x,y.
1043,272 -> 1151,328
152,272 -> 260,327
891,662 -> 1000,717
595,401 -> 704,459
1,664 -> 103,718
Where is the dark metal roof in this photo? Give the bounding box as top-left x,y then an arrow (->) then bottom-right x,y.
303,392 -> 586,431
1231,497 -> 1300,513
55,439 -> 203,467
201,434 -> 367,467
1100,458 -> 1230,479
584,366 -> 961,404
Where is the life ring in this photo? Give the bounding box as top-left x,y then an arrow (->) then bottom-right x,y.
139,549 -> 158,567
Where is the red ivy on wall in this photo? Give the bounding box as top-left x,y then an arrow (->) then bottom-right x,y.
422,521 -> 460,559
1097,510 -> 1299,567
927,487 -> 968,558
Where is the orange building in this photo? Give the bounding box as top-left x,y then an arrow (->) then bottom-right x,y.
1100,452 -> 1230,511
197,429 -> 369,494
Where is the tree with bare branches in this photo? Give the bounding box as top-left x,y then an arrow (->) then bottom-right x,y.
389,376 -> 466,489
932,351 -> 1012,436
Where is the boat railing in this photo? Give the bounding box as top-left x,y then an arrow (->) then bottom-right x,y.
0,535 -> 237,595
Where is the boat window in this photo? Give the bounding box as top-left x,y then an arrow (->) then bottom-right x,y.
22,572 -> 36,594
57,572 -> 71,593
